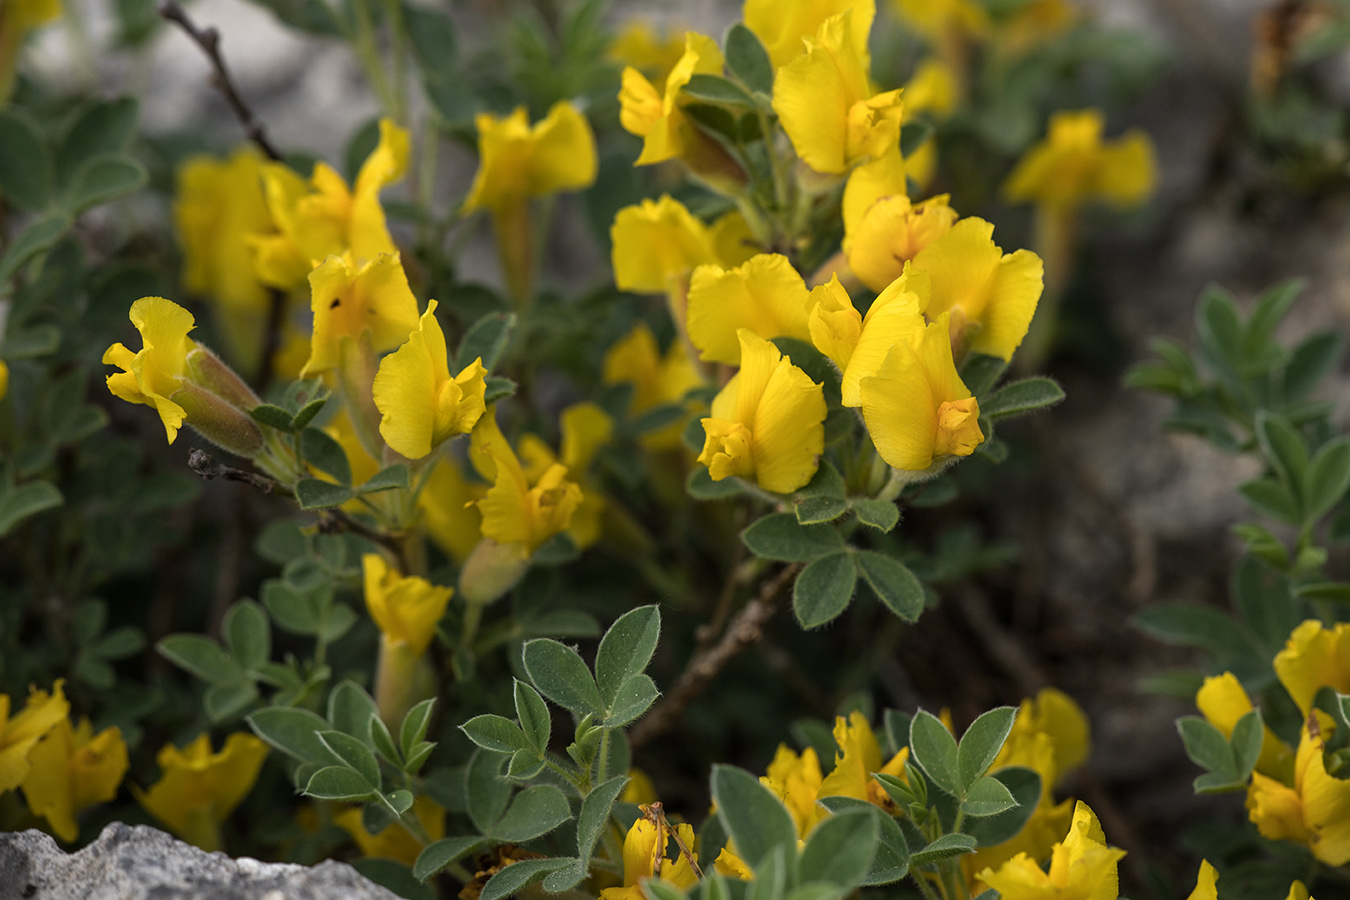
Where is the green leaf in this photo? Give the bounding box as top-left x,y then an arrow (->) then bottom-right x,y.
491,785 -> 572,842
799,809 -> 879,889
361,464 -> 411,493
909,710 -> 960,796
960,776 -> 1018,817
466,750 -> 512,833
414,837 -> 485,881
247,707 -> 336,764
0,109 -> 52,211
57,98 -> 138,181
223,600 -> 270,671
1256,412 -> 1309,498
1177,716 -> 1237,780
522,638 -> 605,718
302,427 -> 352,485
457,312 -> 516,371
157,635 -> 243,684
595,605 -> 661,706
814,797 -> 910,885
262,580 -> 324,635
793,553 -> 857,628
688,467 -> 744,499
1285,332 -> 1342,401
461,714 -> 530,753
1294,582 -> 1350,603
1197,286 -> 1244,368
742,513 -> 845,562
318,730 -> 381,788
576,775 -> 629,866
0,480 -> 63,536
1133,603 -> 1260,658
480,859 -> 571,900
855,552 -> 924,622
605,673 -> 661,727
909,833 -> 977,868
203,681 -> 258,722
1305,438 -> 1350,521
292,394 -> 329,432
371,715 -> 401,765
724,23 -> 773,93
964,767 -> 1041,847
796,496 -> 850,525
304,765 -> 377,801
483,375 -> 516,404
981,378 -> 1065,420
62,154 -> 148,213
329,681 -> 380,746
249,404 -> 295,431
0,213 -> 72,284
712,765 -> 797,869
957,707 -> 1017,791
91,627 -> 145,659
682,73 -> 756,107
385,789 -> 415,817
646,880 -> 693,900
1231,709 -> 1263,781
400,699 -> 436,760
797,459 -> 847,500
295,478 -> 354,509
507,748 -> 546,780
514,680 -> 551,755
402,3 -> 457,76
960,354 -> 1008,399
853,499 -> 900,532
1,324 -> 60,359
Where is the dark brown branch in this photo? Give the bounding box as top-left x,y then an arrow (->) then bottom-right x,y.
156,0 -> 283,162
630,563 -> 801,750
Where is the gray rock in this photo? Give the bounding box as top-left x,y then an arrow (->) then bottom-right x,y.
0,822 -> 400,900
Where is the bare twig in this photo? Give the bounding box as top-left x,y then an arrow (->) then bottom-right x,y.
156,0 -> 283,162
256,287 -> 288,394
630,563 -> 801,750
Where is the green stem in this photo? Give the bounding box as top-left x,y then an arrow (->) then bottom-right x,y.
911,871 -> 944,900
461,602 -> 483,650
597,727 -> 612,782
350,0 -> 397,118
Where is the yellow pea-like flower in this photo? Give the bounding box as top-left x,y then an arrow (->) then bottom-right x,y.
516,403 -> 614,550
1187,861 -> 1219,900
252,119 -> 408,291
687,254 -> 817,365
335,795 -> 446,866
999,0 -> 1078,55
608,21 -> 689,89
0,360 -> 8,401
301,252 -> 420,378
373,300 -> 487,460
611,195 -> 723,295
471,411 -> 585,554
0,682 -> 69,793
977,801 -> 1125,900
1247,718 -> 1350,866
462,102 -> 598,214
136,732 -> 269,852
819,711 -> 909,809
911,217 -> 1044,362
1274,620 -> 1350,714
891,0 -> 989,44
744,0 -> 875,70
1287,881 -> 1316,900
603,322 -> 705,449
809,270 -> 927,407
600,817 -> 700,900
842,148 -> 957,293
418,456 -> 485,565
895,60 -> 957,188
103,296 -> 197,443
773,9 -> 903,175
21,717 -> 129,842
1004,110 -> 1156,213
859,313 -> 983,473
760,744 -> 826,837
618,33 -> 723,168
363,554 -> 454,657
697,330 -> 825,494
1195,672 -> 1294,781
0,0 -> 62,104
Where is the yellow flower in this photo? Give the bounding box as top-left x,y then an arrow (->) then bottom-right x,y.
21,717 -> 128,842
891,0 -> 989,43
859,313 -> 983,473
301,252 -> 420,378
136,732 -> 269,852
1186,860 -> 1218,900
998,0 -> 1077,54
0,682 -> 69,793
687,254 -> 817,365
1246,719 -> 1350,865
102,297 -> 198,443
1195,672 -> 1295,781
599,816 -> 699,900
896,60 -> 957,188
373,300 -> 487,460
335,795 -> 445,866
0,359 -> 9,401
516,403 -> 614,550
714,848 -> 755,880
609,21 -> 689,90
622,768 -> 660,805
0,0 -> 62,103
698,330 -> 825,494
841,147 -> 958,292
1287,881 -> 1316,900
418,456 -> 485,565
174,148 -> 275,375
1274,620 -> 1350,714
1004,110 -> 1156,213
618,33 -> 724,168
363,554 -> 454,657
911,217 -> 1043,362
744,0 -> 875,70
977,801 -> 1125,900
603,322 -> 704,449
773,9 -> 903,175
471,410 -> 585,554
819,711 -> 909,809
808,269 -> 927,407
761,744 -> 826,837
252,119 -> 408,290
462,102 -> 597,214
611,195 -> 723,295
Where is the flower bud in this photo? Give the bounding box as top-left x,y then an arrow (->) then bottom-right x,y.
458,538 -> 530,607
185,345 -> 261,410
173,383 -> 266,458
